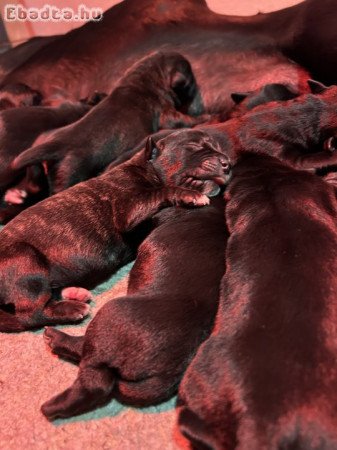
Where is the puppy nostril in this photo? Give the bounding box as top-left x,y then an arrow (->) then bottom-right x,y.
324,136 -> 337,153
221,161 -> 231,173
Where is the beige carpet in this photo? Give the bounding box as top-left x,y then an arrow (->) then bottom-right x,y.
0,263 -> 183,450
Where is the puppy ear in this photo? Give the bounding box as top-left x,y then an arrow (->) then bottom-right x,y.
179,407 -> 218,450
145,136 -> 159,161
307,79 -> 329,94
231,92 -> 249,104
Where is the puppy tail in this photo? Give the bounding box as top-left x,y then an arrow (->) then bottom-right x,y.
11,141 -> 63,170
41,363 -> 115,420
0,308 -> 27,332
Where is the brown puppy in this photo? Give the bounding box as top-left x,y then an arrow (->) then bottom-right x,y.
228,83 -> 299,119
202,80 -> 337,170
178,153 -> 337,450
0,83 -> 42,110
12,51 -> 208,195
41,196 -> 227,420
0,101 -> 92,223
109,81 -> 337,173
0,138 -> 230,332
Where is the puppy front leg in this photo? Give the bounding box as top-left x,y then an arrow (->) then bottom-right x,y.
293,151 -> 337,171
159,110 -> 211,129
116,187 -> 210,232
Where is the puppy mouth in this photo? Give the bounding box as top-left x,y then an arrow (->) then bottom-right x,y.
184,172 -> 231,197
188,157 -> 232,196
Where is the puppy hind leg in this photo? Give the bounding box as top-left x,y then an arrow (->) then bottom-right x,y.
41,364 -> 115,420
117,374 -> 177,406
4,165 -> 46,205
44,327 -> 84,362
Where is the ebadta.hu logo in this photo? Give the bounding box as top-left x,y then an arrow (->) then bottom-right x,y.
3,4 -> 104,22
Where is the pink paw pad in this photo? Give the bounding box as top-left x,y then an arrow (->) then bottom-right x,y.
4,188 -> 27,205
61,287 -> 92,303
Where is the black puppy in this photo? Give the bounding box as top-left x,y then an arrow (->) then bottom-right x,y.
0,138 -> 229,332
228,83 -> 299,118
110,81 -> 337,174
12,51 -> 208,194
0,101 -> 92,223
205,80 -> 337,170
178,153 -> 337,450
40,196 -> 227,420
0,83 -> 42,110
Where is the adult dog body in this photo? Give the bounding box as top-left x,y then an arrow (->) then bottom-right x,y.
178,154 -> 337,450
0,0 -> 312,115
0,140 -> 229,332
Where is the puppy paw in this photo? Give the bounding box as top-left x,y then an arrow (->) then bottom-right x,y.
44,300 -> 90,323
173,189 -> 210,207
61,287 -> 92,303
62,302 -> 90,321
4,188 -> 27,205
43,327 -> 61,350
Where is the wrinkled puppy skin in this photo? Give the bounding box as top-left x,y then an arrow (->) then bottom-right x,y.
178,153 -> 337,450
41,196 -> 227,420
0,138 -> 230,332
12,51 -> 209,195
0,83 -> 42,110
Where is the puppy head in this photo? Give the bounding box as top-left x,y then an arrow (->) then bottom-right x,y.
229,83 -> 299,118
145,129 -> 231,197
161,52 -> 197,108
0,83 -> 42,109
307,81 -> 337,151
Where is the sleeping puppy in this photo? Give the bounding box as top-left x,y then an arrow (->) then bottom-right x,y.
228,83 -> 299,118
40,196 -> 227,420
0,137 -> 230,332
12,51 -> 208,195
108,81 -> 337,173
204,80 -> 337,170
0,82 -> 42,110
0,101 -> 92,223
178,153 -> 337,450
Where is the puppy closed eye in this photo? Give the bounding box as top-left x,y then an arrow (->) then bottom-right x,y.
150,147 -> 159,161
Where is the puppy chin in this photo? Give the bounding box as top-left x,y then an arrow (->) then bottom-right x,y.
201,180 -> 221,197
